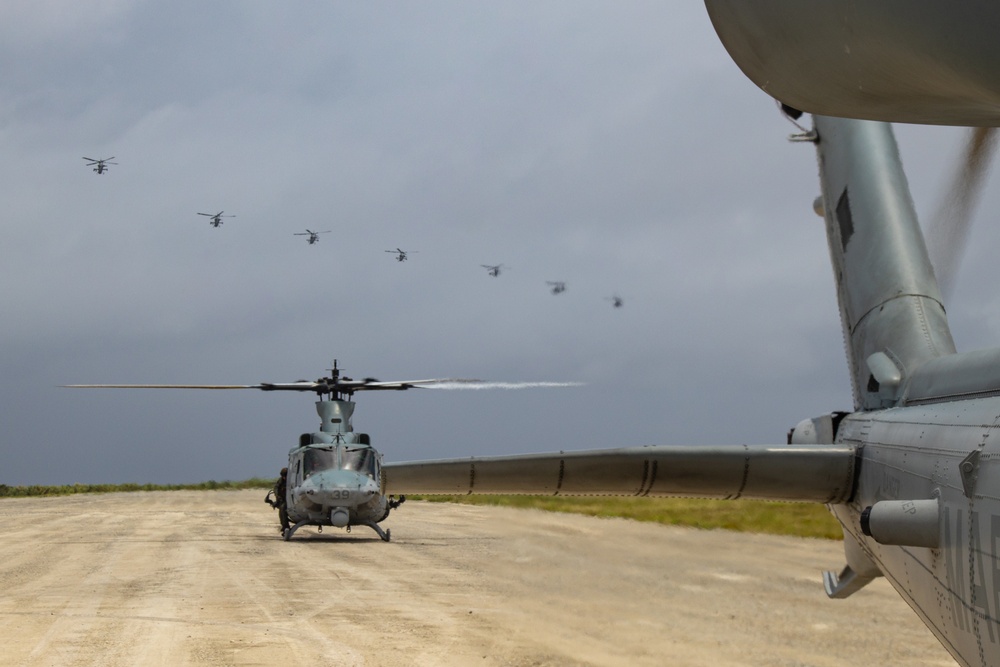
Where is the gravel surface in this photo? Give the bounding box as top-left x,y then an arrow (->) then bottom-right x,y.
0,490 -> 956,666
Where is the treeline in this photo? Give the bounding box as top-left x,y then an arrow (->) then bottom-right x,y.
0,478 -> 275,498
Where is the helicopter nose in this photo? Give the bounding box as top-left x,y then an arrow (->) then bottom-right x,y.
298,470 -> 377,507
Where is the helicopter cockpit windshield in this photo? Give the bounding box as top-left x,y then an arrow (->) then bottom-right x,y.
303,447 -> 335,477
299,445 -> 376,479
341,447 -> 376,478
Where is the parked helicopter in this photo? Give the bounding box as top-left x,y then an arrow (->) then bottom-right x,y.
64,364 -> 580,542
385,248 -> 416,262
295,229 -> 331,245
197,211 -> 234,228
481,264 -> 505,277
83,157 -> 117,174
546,281 -> 566,295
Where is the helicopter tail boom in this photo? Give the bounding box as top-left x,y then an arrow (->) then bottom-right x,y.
383,444 -> 856,503
813,117 -> 956,411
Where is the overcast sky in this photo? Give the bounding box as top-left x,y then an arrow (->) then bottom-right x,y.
2,2 -> 998,486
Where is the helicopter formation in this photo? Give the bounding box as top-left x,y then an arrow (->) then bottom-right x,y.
80,155 -> 625,305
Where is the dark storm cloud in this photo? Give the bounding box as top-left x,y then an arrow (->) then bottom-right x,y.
2,2 -> 998,485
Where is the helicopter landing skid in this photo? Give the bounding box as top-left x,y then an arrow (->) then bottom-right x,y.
282,520 -> 390,542
361,521 -> 391,542
283,520 -> 311,541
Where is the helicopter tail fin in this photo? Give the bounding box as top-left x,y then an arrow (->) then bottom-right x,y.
812,117 -> 956,410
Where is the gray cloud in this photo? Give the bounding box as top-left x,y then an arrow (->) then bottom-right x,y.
2,2 -> 998,485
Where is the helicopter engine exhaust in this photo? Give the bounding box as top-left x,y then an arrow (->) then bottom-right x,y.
860,498 -> 940,549
330,508 -> 350,528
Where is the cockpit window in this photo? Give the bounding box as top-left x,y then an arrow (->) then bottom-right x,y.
341,448 -> 375,477
303,448 -> 335,478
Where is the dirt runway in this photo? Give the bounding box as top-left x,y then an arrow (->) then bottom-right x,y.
0,490 -> 955,666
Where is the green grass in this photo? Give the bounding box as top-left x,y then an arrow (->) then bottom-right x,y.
412,495 -> 844,540
0,482 -> 843,539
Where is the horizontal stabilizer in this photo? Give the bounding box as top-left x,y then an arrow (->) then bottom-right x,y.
383,444 -> 856,503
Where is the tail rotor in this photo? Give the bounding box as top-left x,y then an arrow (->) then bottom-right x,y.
925,127 -> 998,299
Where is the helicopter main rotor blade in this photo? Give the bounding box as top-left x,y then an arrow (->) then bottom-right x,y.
60,380 -> 482,392
62,384 -> 263,390
418,381 -> 584,390
257,378 -> 575,391
63,378 -> 581,393
354,378 -> 482,390
926,126 -> 998,299
258,382 -> 325,391
262,378 -> 484,392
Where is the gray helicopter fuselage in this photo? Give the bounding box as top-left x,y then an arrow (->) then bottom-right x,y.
823,400 -> 1000,661
285,441 -> 387,528
282,399 -> 391,538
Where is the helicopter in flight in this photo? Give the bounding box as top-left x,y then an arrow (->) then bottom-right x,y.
546,281 -> 566,295
606,295 -> 623,308
82,157 -> 117,174
295,229 -> 331,245
481,264 -> 505,277
197,212 -> 234,228
385,248 -> 416,262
